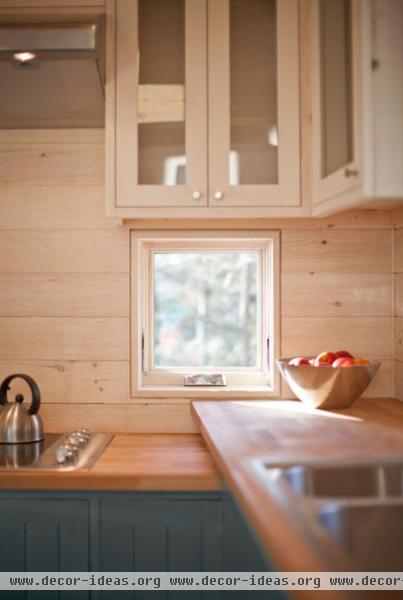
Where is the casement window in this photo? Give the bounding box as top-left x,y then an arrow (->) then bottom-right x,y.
131,230 -> 279,398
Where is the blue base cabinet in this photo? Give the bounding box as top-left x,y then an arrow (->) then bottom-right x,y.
100,493 -> 222,600
0,496 -> 91,600
0,491 -> 287,600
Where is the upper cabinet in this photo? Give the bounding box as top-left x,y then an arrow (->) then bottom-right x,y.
311,0 -> 403,216
106,0 -> 304,219
106,0 -> 403,221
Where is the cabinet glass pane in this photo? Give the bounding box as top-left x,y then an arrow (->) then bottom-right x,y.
138,0 -> 186,185
320,0 -> 353,177
229,0 -> 278,185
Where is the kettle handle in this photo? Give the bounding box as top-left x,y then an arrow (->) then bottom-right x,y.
0,374 -> 41,415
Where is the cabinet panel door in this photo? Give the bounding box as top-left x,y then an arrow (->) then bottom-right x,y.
100,496 -> 221,599
312,0 -> 362,211
0,497 -> 90,600
108,0 -> 208,209
208,0 -> 300,207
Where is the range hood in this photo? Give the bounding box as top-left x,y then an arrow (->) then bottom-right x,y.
0,18 -> 105,128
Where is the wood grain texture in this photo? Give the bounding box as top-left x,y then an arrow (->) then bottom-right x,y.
41,404 -> 196,434
192,398 -> 403,575
282,317 -> 392,358
0,230 -> 129,273
281,359 -> 393,399
394,227 -> 403,273
395,273 -> 403,317
0,143 -> 103,186
0,360 -> 130,404
0,318 -> 129,360
126,210 -> 393,230
0,186 -> 114,230
394,318 -> 403,362
0,128 -> 395,429
282,229 -> 391,273
0,434 -> 221,491
0,273 -> 129,317
395,360 -> 403,402
282,272 -> 392,317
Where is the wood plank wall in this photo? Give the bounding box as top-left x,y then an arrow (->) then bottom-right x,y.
393,211 -> 403,400
0,130 -> 395,432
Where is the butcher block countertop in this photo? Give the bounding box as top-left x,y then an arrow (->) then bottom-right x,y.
0,434 -> 222,491
192,398 -> 403,577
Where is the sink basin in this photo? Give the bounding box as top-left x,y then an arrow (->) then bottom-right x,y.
319,501 -> 403,570
250,456 -> 403,570
282,463 -> 403,498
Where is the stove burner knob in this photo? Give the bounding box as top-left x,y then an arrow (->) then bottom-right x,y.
55,444 -> 76,464
79,427 -> 91,438
67,432 -> 88,447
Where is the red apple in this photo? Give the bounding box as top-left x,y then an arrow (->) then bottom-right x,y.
288,357 -> 310,366
335,350 -> 354,359
314,351 -> 337,366
338,358 -> 356,367
332,357 -> 352,368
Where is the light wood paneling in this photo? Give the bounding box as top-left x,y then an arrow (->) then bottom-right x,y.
394,318 -> 403,362
282,317 -> 392,359
395,361 -> 403,403
0,273 -> 129,317
0,128 -> 395,431
41,403 -> 197,433
0,360 -> 130,404
0,143 -> 104,186
281,359 -> 393,399
394,227 -> 403,400
394,227 -> 403,273
0,186 -> 113,230
0,231 -> 129,273
282,229 -> 391,273
0,0 -> 105,7
0,318 -> 129,360
282,273 -> 392,317
0,130 -> 104,144
126,210 -> 393,230
395,274 -> 403,317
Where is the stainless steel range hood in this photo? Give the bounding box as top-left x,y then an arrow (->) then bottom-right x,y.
0,18 -> 105,128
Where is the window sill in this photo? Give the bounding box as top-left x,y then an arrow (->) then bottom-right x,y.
130,384 -> 280,401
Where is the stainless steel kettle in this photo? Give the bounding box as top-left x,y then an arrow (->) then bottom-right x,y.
0,374 -> 43,443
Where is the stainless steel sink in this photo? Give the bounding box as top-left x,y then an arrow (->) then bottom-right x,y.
250,455 -> 403,570
282,463 -> 403,498
319,501 -> 403,571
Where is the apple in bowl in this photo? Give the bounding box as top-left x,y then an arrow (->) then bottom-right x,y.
279,351 -> 380,409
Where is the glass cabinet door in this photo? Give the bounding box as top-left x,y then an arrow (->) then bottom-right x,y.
112,0 -> 207,208
208,0 -> 300,207
312,0 -> 362,209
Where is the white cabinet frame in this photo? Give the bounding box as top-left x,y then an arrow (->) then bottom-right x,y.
208,0 -> 301,208
106,0 -> 208,211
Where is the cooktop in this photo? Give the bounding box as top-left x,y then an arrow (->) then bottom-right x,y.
0,430 -> 113,471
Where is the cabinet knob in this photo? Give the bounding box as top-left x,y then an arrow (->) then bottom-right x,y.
344,167 -> 359,178
214,191 -> 224,200
192,191 -> 202,200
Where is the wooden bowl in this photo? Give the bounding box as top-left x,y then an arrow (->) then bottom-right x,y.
276,358 -> 381,410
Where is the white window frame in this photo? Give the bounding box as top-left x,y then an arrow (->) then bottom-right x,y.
131,230 -> 280,399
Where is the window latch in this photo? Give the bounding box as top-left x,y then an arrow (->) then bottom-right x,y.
184,374 -> 227,386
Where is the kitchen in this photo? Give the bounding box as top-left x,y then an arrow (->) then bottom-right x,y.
0,0 -> 402,598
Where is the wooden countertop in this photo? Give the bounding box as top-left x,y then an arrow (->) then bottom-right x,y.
0,434 -> 222,491
192,398 -> 403,587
